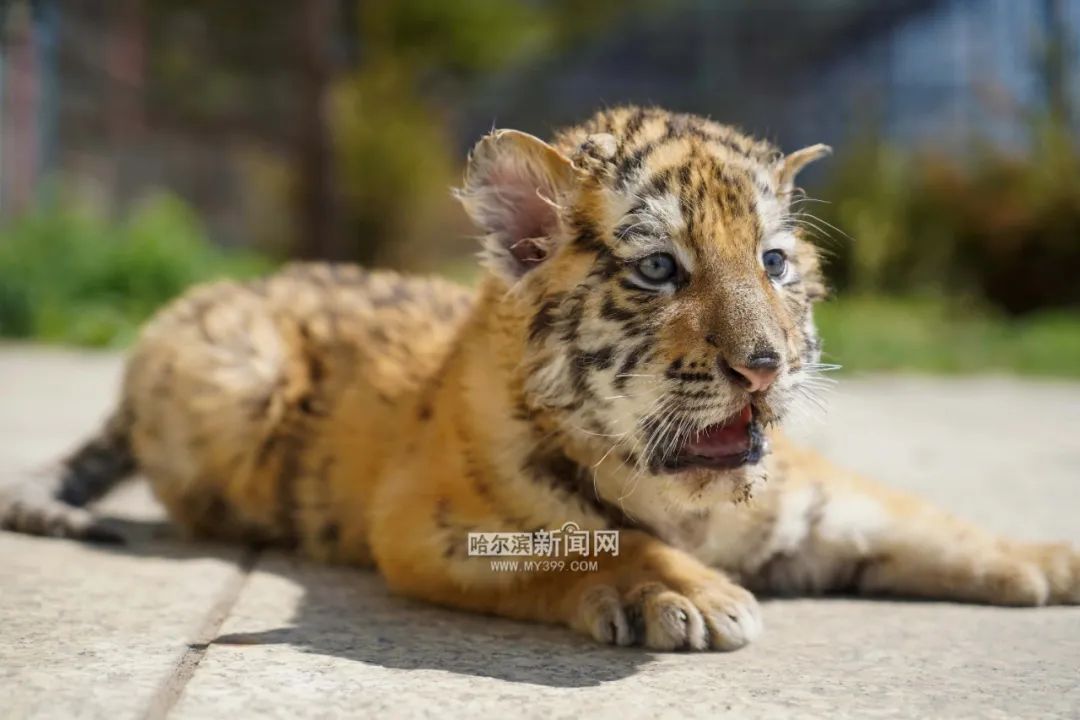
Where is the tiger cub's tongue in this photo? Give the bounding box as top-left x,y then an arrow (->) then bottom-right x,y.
683,405 -> 752,459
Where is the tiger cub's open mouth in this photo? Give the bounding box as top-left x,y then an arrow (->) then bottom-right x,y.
662,404 -> 765,473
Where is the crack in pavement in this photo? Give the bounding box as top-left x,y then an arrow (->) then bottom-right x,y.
142,548 -> 262,720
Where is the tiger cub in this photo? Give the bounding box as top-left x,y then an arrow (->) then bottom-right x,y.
4,106 -> 1077,650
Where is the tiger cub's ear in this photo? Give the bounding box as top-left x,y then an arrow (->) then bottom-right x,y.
776,143 -> 832,199
456,129 -> 578,281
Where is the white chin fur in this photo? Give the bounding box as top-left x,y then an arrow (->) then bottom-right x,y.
658,464 -> 765,511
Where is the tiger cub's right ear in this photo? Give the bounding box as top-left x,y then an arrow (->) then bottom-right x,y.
455,130 -> 578,281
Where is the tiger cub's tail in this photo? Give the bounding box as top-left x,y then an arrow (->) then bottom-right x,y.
0,407 -> 136,543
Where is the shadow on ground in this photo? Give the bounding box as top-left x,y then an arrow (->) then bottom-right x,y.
90,516 -> 653,688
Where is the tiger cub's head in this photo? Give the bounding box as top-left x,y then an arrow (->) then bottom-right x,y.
456,107 -> 832,506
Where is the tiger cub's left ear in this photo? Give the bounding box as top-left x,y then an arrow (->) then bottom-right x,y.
776,143 -> 832,197
456,129 -> 578,281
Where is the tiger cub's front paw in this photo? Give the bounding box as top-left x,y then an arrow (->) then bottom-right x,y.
972,543 -> 1080,606
574,579 -> 762,651
1017,543 -> 1080,605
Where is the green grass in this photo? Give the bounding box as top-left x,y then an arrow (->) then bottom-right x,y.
0,195 -> 273,348
815,296 -> 1080,377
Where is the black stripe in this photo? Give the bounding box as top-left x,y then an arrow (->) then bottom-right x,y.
577,345 -> 616,371
529,296 -> 561,342
613,341 -> 652,390
614,142 -> 655,188
600,294 -> 636,323
638,167 -> 673,198
667,371 -> 715,383
522,444 -> 655,534
570,213 -> 608,255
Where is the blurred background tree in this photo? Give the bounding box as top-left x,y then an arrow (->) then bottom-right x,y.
817,0 -> 1079,314
0,0 -> 1078,373
330,0 -> 664,269
329,0 -> 552,268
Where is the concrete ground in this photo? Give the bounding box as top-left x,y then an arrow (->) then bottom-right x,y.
1,345 -> 1079,720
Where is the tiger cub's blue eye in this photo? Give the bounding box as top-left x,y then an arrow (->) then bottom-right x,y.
762,249 -> 787,279
636,253 -> 678,284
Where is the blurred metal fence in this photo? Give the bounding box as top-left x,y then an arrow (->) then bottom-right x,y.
0,0 -> 1076,256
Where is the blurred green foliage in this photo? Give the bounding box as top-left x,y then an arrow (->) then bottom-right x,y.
816,295 -> 1080,377
332,0 -> 665,267
803,118 -> 1080,375
815,121 -> 1080,315
0,195 -> 271,347
357,0 -> 552,75
331,0 -> 556,266
332,64 -> 464,267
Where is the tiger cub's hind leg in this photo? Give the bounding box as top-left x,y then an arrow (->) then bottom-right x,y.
124,281 -> 315,548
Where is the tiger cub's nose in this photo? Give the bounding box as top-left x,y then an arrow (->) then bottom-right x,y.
724,352 -> 781,393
